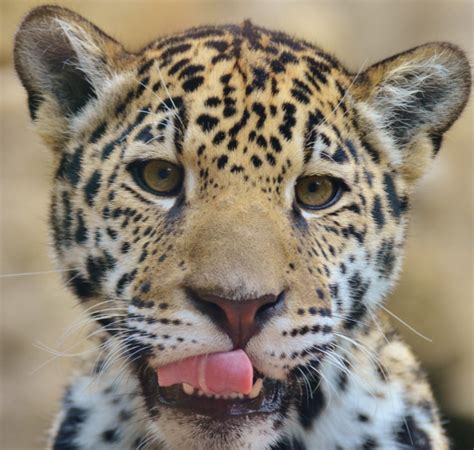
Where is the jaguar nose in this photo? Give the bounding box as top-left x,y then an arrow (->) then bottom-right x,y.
186,289 -> 286,349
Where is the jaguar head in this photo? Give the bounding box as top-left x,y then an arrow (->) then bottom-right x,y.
14,6 -> 470,449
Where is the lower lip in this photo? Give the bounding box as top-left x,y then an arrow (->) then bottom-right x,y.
157,378 -> 284,417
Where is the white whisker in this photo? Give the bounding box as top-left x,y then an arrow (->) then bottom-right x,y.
0,268 -> 79,279
379,304 -> 432,342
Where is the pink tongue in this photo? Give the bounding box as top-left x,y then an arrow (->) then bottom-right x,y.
157,350 -> 253,395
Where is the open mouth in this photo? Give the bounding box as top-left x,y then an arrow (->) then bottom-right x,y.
157,375 -> 283,417
142,350 -> 285,417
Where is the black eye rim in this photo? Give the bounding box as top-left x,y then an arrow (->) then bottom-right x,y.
128,159 -> 184,197
295,175 -> 345,211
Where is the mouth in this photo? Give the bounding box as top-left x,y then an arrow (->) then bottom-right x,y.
157,375 -> 283,417
139,350 -> 286,418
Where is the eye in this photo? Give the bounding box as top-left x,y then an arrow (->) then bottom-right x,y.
295,175 -> 342,210
130,160 -> 184,196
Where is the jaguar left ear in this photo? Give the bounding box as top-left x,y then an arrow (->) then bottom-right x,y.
14,5 -> 129,149
353,43 -> 471,181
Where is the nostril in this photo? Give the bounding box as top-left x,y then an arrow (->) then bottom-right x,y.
255,290 -> 286,322
185,288 -> 227,324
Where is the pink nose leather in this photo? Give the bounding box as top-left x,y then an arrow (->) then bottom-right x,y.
189,290 -> 281,348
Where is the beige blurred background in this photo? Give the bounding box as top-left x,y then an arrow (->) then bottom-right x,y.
1,1 -> 472,448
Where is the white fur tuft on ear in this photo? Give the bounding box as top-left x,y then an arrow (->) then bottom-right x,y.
54,18 -> 110,92
370,50 -> 467,146
353,42 -> 471,179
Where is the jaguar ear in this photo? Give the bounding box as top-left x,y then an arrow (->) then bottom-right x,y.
353,43 -> 471,181
14,5 -> 128,149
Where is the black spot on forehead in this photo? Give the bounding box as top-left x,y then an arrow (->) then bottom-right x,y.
205,96 -> 221,107
160,43 -> 192,61
266,153 -> 277,166
270,136 -> 283,153
251,155 -> 263,168
291,78 -> 312,104
212,131 -> 226,145
168,58 -> 191,76
251,67 -> 269,90
205,40 -> 229,52
197,114 -> 219,132
271,52 -> 297,74
178,64 -> 205,80
183,76 -> 204,93
279,102 -> 297,141
252,102 -> 267,128
216,154 -> 228,169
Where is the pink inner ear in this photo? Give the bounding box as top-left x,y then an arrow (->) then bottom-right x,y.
156,349 -> 254,395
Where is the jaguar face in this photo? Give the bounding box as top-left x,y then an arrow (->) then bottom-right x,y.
70,47 -> 351,439
48,55 -> 398,444
14,6 -> 470,449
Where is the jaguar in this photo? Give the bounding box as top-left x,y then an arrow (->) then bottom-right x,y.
14,5 -> 471,449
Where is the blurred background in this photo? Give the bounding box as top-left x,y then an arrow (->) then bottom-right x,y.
0,0 -> 472,448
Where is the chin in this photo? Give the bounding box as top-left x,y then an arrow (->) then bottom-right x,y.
150,409 -> 283,450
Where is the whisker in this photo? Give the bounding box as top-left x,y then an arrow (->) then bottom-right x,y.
296,366 -> 313,400
95,337 -> 128,376
379,304 -> 432,342
151,63 -> 185,129
0,267 -> 79,279
137,430 -> 160,450
330,312 -> 372,328
366,308 -> 391,345
334,332 -> 388,384
307,58 -> 368,145
113,349 -> 147,386
133,76 -> 183,131
30,339 -> 106,375
90,338 -> 129,388
329,342 -> 380,400
306,362 -> 334,407
59,312 -> 128,342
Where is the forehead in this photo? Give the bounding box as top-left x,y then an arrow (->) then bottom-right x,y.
125,23 -> 355,169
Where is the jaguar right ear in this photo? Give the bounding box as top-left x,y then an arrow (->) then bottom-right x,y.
14,5 -> 130,149
352,43 -> 471,182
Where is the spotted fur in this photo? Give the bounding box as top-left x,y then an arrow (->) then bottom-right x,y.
14,6 -> 471,450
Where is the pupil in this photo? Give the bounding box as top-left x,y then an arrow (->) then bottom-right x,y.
158,168 -> 171,179
308,181 -> 319,193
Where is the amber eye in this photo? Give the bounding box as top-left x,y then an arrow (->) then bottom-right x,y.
295,175 -> 342,210
130,160 -> 184,196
